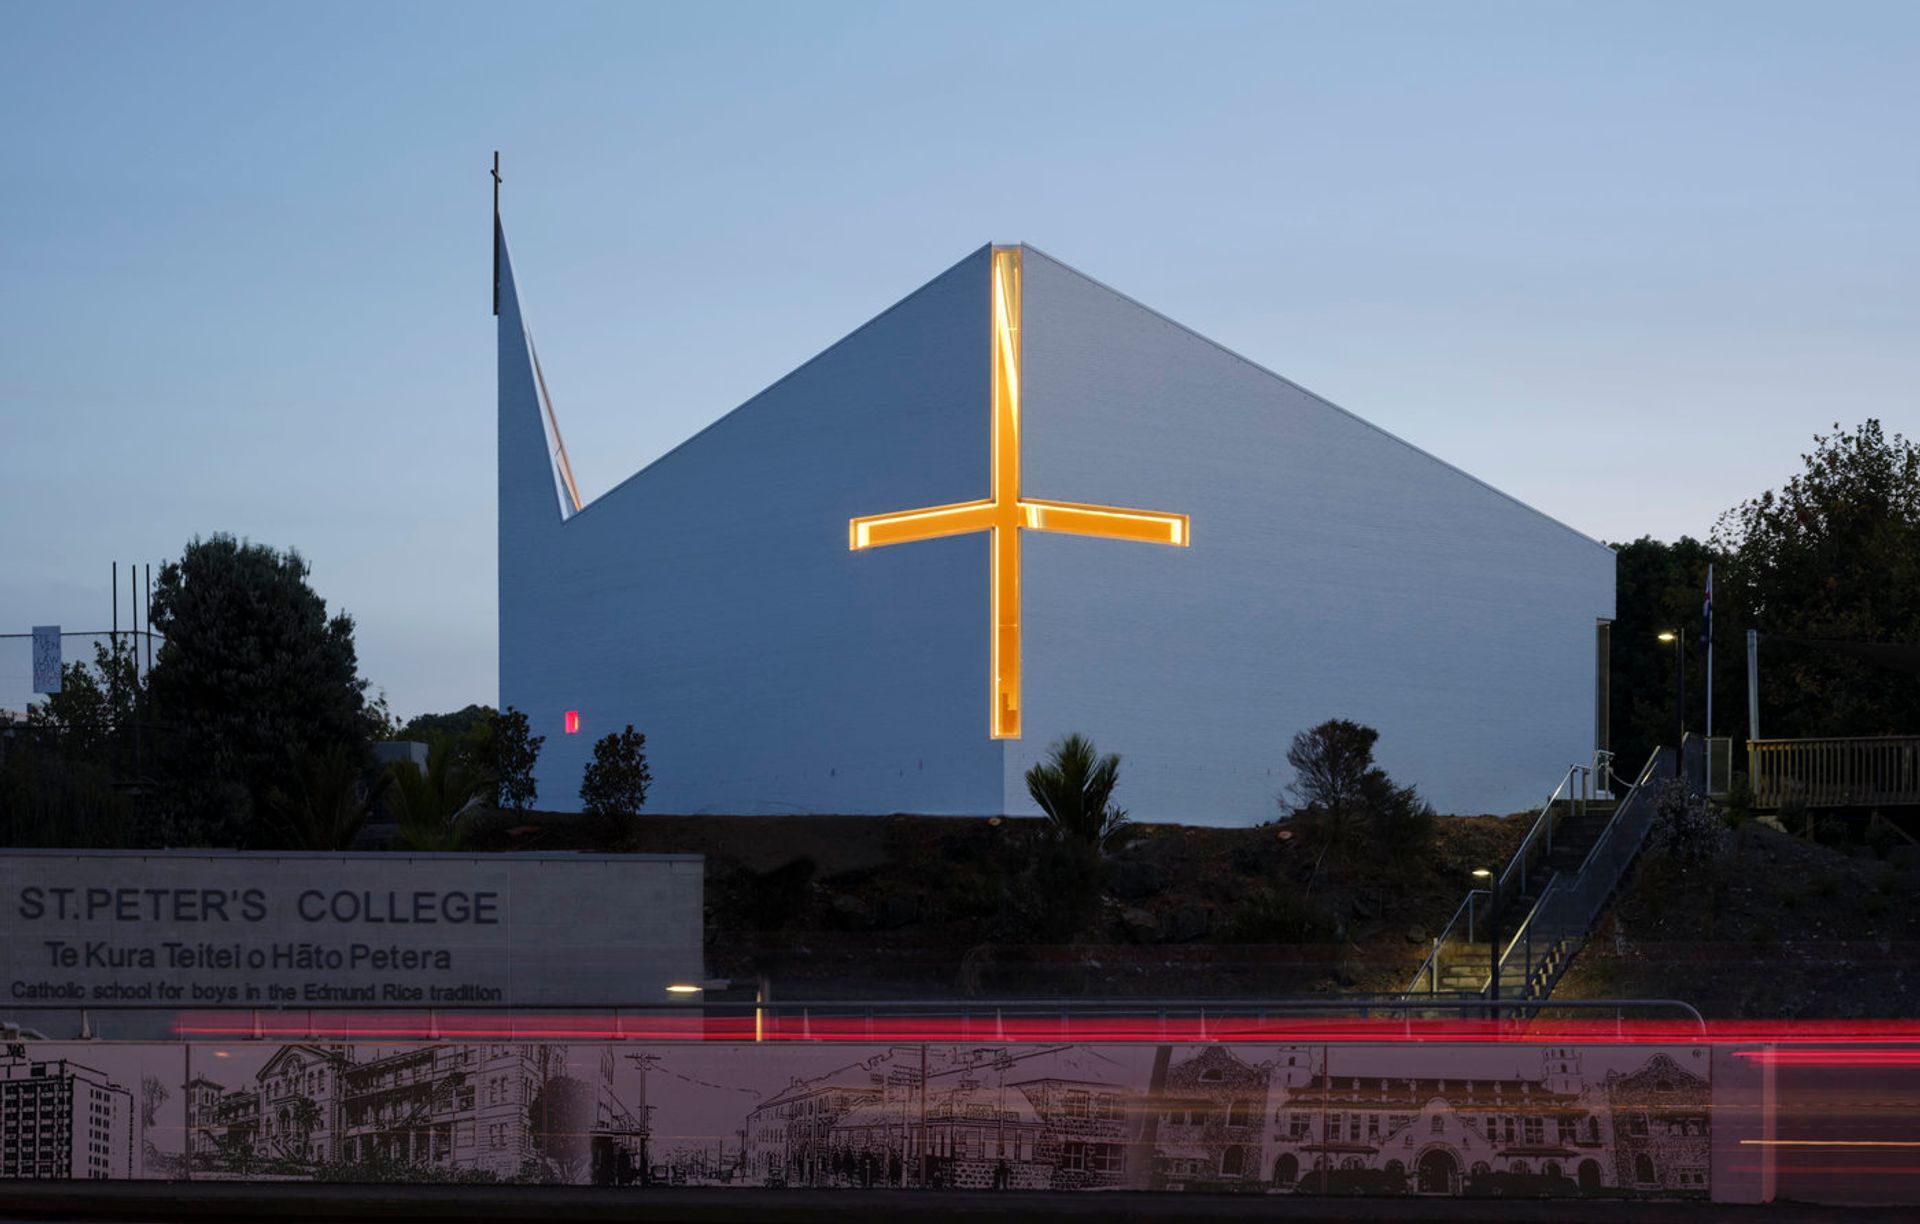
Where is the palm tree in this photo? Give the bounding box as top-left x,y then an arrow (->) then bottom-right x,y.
388,739 -> 487,851
1024,733 -> 1129,850
265,743 -> 391,851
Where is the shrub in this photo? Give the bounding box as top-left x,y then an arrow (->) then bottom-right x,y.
1025,733 -> 1128,851
579,725 -> 651,823
480,706 -> 544,813
1648,779 -> 1723,871
1278,719 -> 1435,871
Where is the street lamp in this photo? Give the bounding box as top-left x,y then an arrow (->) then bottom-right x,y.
1472,867 -> 1498,1016
1658,630 -> 1686,750
664,977 -> 771,1042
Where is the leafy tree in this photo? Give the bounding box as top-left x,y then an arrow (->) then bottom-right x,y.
527,1074 -> 594,1183
26,640 -> 143,766
480,706 -> 544,813
145,535 -> 377,844
265,742 -> 392,851
1024,732 -> 1129,850
397,703 -> 496,745
1280,719 -> 1434,875
1607,535 -> 1724,772
1712,420 -> 1920,738
388,739 -> 487,851
6,642 -> 142,847
580,725 -> 651,821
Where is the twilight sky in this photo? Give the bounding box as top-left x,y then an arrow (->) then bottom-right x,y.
3,1 -> 1915,719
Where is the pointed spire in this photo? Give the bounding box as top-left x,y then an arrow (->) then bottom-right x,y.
497,206 -> 583,536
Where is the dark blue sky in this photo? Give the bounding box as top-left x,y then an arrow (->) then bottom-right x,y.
4,1 -> 1915,717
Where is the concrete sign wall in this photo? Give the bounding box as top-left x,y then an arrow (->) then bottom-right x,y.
1,851 -> 703,1009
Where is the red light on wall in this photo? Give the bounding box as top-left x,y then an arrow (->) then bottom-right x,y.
564,710 -> 580,734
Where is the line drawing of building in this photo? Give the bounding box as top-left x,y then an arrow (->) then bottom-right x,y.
742,1046 -> 1135,1191
1151,1045 -> 1273,1191
1264,1046 -> 1710,1196
0,1055 -> 133,1180
183,1043 -> 596,1181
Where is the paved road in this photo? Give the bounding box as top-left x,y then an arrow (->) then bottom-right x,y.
4,1184 -> 1919,1224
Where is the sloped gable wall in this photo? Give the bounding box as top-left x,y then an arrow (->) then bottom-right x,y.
500,246 -> 1005,814
1012,248 -> 1614,820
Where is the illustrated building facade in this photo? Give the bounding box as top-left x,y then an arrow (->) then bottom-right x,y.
1265,1047 -> 1710,1196
0,1056 -> 132,1180
184,1043 -> 584,1181
497,229 -> 1616,823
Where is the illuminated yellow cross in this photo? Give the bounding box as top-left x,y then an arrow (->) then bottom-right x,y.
849,247 -> 1190,739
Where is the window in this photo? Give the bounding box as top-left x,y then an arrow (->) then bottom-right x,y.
1523,1117 -> 1544,1145
1094,1094 -> 1120,1120
1431,1115 -> 1445,1134
1288,1113 -> 1311,1140
1062,1141 -> 1086,1172
1063,1091 -> 1089,1118
1221,1146 -> 1245,1177
1634,1153 -> 1656,1185
1629,1114 -> 1649,1137
1227,1100 -> 1250,1127
1089,1144 -> 1124,1174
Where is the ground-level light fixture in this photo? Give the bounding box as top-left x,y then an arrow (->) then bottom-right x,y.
665,978 -> 733,994
664,977 -> 770,1043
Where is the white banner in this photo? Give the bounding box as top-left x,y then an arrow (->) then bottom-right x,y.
30,625 -> 60,694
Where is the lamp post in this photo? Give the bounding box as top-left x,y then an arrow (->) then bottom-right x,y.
1658,630 -> 1686,750
665,977 -> 769,1042
1472,867 -> 1498,1019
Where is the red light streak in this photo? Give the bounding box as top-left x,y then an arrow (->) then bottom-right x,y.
165,1013 -> 1920,1046
1734,1049 -> 1920,1066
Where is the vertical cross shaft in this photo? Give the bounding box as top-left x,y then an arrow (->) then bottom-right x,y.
849,246 -> 1190,740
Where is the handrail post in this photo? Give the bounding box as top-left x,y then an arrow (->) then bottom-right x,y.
1430,938 -> 1439,995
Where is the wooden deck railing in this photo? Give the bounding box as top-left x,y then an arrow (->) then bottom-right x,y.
1749,735 -> 1920,809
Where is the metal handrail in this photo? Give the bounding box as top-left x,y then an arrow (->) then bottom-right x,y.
1497,762 -> 1594,900
1408,888 -> 1487,994
1407,760 -> 1595,996
1487,747 -> 1671,1001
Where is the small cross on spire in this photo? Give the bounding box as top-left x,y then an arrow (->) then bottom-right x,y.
491,151 -> 503,316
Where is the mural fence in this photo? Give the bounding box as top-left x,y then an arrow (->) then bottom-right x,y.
0,1038 -> 1725,1198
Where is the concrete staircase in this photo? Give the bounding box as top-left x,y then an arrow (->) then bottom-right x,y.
1409,752 -> 1672,1003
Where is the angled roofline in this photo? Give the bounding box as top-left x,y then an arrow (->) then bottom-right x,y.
562,243 -> 993,523
1019,243 -> 1615,557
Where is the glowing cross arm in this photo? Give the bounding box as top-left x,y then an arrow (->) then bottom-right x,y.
1019,499 -> 1189,547
849,499 -> 996,550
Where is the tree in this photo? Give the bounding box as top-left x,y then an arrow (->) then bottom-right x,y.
397,703 -> 496,745
580,725 -> 651,822
480,706 -> 544,813
265,742 -> 392,851
1279,719 -> 1434,874
1712,420 -> 1920,739
26,639 -> 143,767
145,535 -> 377,844
1608,535 -> 1724,771
388,739 -> 487,851
1024,732 -> 1129,850
528,1074 -> 594,1182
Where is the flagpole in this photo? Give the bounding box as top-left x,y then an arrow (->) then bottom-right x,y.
1705,563 -> 1714,739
